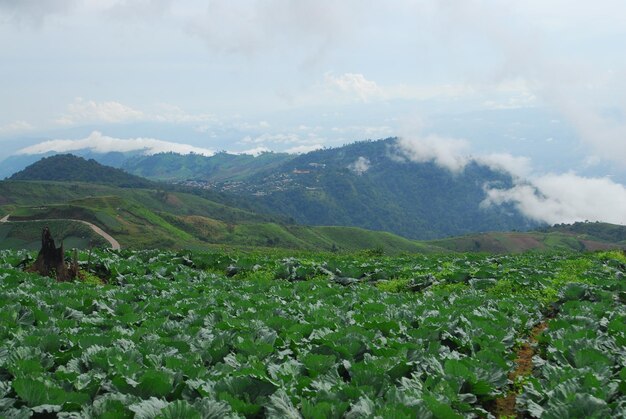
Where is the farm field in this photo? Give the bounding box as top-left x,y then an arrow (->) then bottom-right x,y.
0,249 -> 625,418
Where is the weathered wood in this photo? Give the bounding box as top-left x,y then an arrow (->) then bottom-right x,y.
29,227 -> 74,281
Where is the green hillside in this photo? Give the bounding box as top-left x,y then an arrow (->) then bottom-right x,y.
428,227 -> 626,253
0,180 -> 441,254
9,154 -> 154,188
541,221 -> 626,245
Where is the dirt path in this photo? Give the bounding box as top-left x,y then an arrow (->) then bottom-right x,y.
491,322 -> 548,418
0,215 -> 121,250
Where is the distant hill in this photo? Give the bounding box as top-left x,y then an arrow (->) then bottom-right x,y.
9,154 -> 154,188
119,139 -> 541,239
429,228 -> 625,253
541,221 -> 626,245
122,151 -> 294,182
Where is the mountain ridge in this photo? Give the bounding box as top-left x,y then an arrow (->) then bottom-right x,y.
3,140 -> 542,239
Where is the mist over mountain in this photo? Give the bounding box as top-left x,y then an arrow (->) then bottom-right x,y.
117,138 -> 538,239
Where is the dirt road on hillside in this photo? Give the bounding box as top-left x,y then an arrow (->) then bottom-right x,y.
0,215 -> 121,250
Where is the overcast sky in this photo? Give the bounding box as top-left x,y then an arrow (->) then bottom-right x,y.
1,0 -> 626,224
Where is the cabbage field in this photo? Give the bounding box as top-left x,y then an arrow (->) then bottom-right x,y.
1,249 -> 625,418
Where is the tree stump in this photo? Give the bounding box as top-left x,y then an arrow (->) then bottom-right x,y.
29,227 -> 74,281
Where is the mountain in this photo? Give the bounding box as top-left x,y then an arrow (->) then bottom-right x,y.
8,154 -> 154,188
121,139 -> 538,239
4,139 -> 541,240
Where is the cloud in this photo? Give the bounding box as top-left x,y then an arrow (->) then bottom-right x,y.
430,0 -> 626,168
475,153 -> 532,178
239,131 -> 327,153
56,98 -> 145,125
237,146 -> 271,157
241,133 -> 303,145
0,0 -> 76,25
285,144 -> 323,154
55,99 -> 217,126
558,100 -> 626,167
103,0 -> 172,21
0,120 -> 34,136
324,73 -> 382,102
16,131 -> 215,156
348,156 -> 370,175
394,135 -> 471,173
186,0 -> 368,63
482,173 -> 626,225
393,129 -> 626,225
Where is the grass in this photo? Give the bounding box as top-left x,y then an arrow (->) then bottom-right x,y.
0,220 -> 108,250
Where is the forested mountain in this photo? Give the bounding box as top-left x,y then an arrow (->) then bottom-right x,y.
240,139 -> 538,239
119,139 -> 537,239
9,154 -> 154,188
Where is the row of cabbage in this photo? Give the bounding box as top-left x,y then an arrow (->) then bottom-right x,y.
0,249 -> 624,417
518,256 -> 626,418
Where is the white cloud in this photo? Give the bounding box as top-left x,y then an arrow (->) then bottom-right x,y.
56,98 -> 145,125
482,173 -> 626,225
241,133 -> 303,145
393,130 -> 626,225
237,146 -> 271,157
324,72 -> 382,102
475,153 -> 532,178
395,135 -> 471,173
348,156 -> 370,175
0,120 -> 34,135
559,101 -> 626,167
186,0 -> 367,63
430,0 -> 626,168
285,144 -> 323,154
16,131 -> 214,156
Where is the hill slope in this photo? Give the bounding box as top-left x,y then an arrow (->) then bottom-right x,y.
0,180 -> 440,253
9,154 -> 154,188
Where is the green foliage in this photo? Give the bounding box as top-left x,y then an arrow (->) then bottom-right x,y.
376,278 -> 410,292
1,249 -> 623,417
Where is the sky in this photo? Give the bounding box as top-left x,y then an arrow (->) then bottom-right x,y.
1,0 -> 626,225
